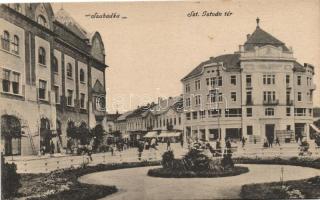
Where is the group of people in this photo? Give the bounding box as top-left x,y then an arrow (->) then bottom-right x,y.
263,136 -> 281,148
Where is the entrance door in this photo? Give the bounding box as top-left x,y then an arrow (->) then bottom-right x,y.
265,124 -> 275,142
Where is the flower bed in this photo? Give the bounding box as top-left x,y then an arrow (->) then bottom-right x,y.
17,161 -> 160,200
238,156 -> 320,199
147,166 -> 249,178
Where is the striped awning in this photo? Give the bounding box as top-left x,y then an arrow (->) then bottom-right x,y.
158,131 -> 181,138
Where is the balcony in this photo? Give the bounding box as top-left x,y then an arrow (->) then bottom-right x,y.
310,83 -> 316,91
286,100 -> 293,106
246,100 -> 253,105
263,99 -> 279,106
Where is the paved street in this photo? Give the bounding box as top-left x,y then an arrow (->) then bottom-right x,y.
79,164 -> 320,200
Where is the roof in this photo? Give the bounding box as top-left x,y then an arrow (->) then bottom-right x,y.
117,110 -> 134,121
244,26 -> 290,52
55,8 -> 90,40
106,113 -> 121,122
293,61 -> 306,72
181,54 -> 240,81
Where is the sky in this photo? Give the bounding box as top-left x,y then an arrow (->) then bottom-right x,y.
52,0 -> 320,113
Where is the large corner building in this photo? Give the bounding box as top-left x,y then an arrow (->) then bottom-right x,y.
182,19 -> 316,144
0,3 -> 107,156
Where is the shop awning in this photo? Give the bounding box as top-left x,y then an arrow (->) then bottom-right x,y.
310,124 -> 320,134
122,134 -> 130,138
144,131 -> 158,138
158,131 -> 181,138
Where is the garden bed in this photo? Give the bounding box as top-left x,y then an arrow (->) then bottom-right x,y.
147,166 -> 249,178
238,156 -> 320,199
16,161 -> 160,200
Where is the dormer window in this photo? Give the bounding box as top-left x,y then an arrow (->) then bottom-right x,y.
37,15 -> 47,27
38,47 -> 46,65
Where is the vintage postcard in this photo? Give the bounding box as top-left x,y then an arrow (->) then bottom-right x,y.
0,0 -> 319,199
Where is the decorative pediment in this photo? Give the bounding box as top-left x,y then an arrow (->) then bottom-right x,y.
92,79 -> 105,94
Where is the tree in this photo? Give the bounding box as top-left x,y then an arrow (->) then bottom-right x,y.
1,154 -> 21,199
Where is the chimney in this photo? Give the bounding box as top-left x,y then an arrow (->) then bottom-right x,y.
247,34 -> 251,40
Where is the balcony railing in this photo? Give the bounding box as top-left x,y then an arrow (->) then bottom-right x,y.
286,100 -> 293,106
263,99 -> 279,105
246,83 -> 252,89
246,100 -> 253,105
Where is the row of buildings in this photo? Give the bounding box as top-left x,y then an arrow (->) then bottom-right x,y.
112,18 -> 317,147
113,96 -> 184,145
0,3 -> 107,156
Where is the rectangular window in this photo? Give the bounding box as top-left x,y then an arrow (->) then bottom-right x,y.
246,91 -> 252,105
185,83 -> 190,93
297,92 -> 302,101
286,107 -> 291,116
195,95 -> 201,105
263,74 -> 275,85
309,108 -> 313,116
200,110 -> 206,119
192,111 -> 198,120
295,108 -> 306,116
208,109 -> 221,117
247,126 -> 253,135
263,91 -> 276,102
54,86 -> 59,104
195,80 -> 201,90
2,70 -> 10,92
246,108 -> 252,117
186,112 -> 191,120
217,76 -> 222,86
39,80 -> 46,99
174,118 -> 176,125
178,117 -> 181,125
286,75 -> 290,85
231,92 -> 236,101
230,75 -> 236,85
225,108 -> 242,117
265,108 -> 274,116
185,98 -> 191,107
80,93 -> 85,108
246,75 -> 252,87
67,89 -> 73,106
297,76 -> 301,85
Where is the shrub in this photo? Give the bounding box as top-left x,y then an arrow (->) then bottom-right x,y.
221,154 -> 234,169
161,150 -> 174,169
183,148 -> 211,171
1,154 -> 21,199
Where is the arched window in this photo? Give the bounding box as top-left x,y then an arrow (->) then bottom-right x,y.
80,69 -> 85,82
1,31 -> 10,51
67,63 -> 72,78
52,56 -> 58,73
38,47 -> 46,65
12,35 -> 19,54
37,15 -> 47,27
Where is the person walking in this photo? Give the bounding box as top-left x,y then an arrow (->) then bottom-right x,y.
166,139 -> 171,150
50,139 -> 55,156
137,140 -> 144,160
275,136 -> 280,146
241,137 -> 246,148
225,138 -> 232,155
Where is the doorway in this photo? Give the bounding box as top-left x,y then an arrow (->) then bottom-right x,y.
265,124 -> 275,142
1,115 -> 21,156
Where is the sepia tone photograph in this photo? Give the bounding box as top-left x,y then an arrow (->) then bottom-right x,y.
0,0 -> 319,199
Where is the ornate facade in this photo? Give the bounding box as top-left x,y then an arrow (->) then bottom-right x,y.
0,3 -> 107,155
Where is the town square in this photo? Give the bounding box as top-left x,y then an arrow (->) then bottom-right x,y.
0,1 -> 320,199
